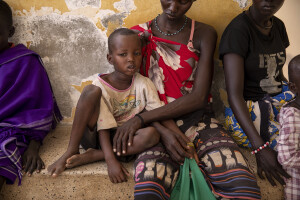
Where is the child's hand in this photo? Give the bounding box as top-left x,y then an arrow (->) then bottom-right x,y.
107,159 -> 130,183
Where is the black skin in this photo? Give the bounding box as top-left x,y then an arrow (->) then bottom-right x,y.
223,0 -> 290,186
0,15 -> 44,190
0,15 -> 15,53
113,0 -> 217,164
48,84 -> 102,177
0,176 -> 5,192
22,140 -> 45,176
47,33 -> 197,181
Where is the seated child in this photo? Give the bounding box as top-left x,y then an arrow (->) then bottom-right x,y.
277,55 -> 300,200
48,28 -> 177,183
0,0 -> 62,190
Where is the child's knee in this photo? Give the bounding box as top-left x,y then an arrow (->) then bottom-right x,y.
81,85 -> 102,100
143,127 -> 160,147
79,85 -> 101,110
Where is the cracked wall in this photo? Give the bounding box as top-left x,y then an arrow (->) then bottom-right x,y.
6,0 -> 299,122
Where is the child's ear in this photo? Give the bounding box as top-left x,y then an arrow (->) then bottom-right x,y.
107,53 -> 113,65
288,82 -> 297,94
8,26 -> 15,38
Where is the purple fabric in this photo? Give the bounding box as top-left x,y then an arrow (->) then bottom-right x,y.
0,44 -> 62,184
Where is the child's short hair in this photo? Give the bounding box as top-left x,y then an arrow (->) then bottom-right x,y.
108,28 -> 139,54
288,55 -> 300,83
0,0 -> 13,27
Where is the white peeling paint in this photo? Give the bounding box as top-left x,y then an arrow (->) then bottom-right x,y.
114,0 -> 136,13
95,9 -> 115,19
11,10 -> 113,117
64,0 -> 101,10
94,9 -> 116,29
64,6 -> 99,18
233,0 -> 250,8
13,7 -> 61,16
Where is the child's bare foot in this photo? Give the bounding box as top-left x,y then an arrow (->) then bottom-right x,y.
66,148 -> 104,168
48,152 -> 76,177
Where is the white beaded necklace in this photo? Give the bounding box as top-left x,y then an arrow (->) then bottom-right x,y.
154,15 -> 188,36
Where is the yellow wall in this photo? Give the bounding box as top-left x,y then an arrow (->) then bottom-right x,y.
5,0 -> 299,121
7,0 -> 248,49
277,0 -> 300,79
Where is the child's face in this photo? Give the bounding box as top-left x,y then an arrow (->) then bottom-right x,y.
160,0 -> 194,21
107,34 -> 142,77
0,17 -> 11,52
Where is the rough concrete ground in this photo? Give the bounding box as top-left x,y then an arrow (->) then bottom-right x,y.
0,124 -> 284,200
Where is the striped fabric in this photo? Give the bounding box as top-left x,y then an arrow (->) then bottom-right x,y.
206,168 -> 261,199
0,127 -> 47,185
0,135 -> 26,185
135,181 -> 170,200
278,105 -> 300,200
134,109 -> 261,200
0,44 -> 62,185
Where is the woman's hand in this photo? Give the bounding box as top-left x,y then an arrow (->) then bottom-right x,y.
160,128 -> 193,164
22,140 -> 45,176
113,116 -> 141,156
106,158 -> 130,183
256,147 -> 291,186
186,143 -> 200,164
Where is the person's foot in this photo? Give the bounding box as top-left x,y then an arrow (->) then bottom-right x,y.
48,152 -> 76,177
66,148 -> 104,168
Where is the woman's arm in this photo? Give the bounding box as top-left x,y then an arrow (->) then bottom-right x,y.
113,26 -> 217,154
223,53 -> 265,149
223,53 -> 290,186
279,68 -> 288,83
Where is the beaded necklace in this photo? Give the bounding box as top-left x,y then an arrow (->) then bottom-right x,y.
154,15 -> 188,36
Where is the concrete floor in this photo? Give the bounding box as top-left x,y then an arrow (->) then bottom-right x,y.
0,124 -> 284,200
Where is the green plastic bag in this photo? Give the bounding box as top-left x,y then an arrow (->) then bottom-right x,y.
170,158 -> 216,200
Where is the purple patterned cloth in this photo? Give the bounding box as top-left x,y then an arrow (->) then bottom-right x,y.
0,44 -> 62,185
278,105 -> 300,200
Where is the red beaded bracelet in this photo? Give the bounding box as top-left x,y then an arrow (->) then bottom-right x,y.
251,142 -> 269,154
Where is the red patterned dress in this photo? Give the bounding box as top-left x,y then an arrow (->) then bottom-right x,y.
131,20 -> 261,200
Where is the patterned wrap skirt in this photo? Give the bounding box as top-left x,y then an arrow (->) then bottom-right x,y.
134,105 -> 261,200
225,83 -> 295,149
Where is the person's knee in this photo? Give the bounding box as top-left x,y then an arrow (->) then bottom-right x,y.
76,85 -> 101,128
78,84 -> 101,111
143,127 -> 160,147
81,84 -> 102,101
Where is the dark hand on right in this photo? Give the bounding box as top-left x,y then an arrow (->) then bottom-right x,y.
113,116 -> 142,156
160,129 -> 193,164
256,147 -> 291,186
